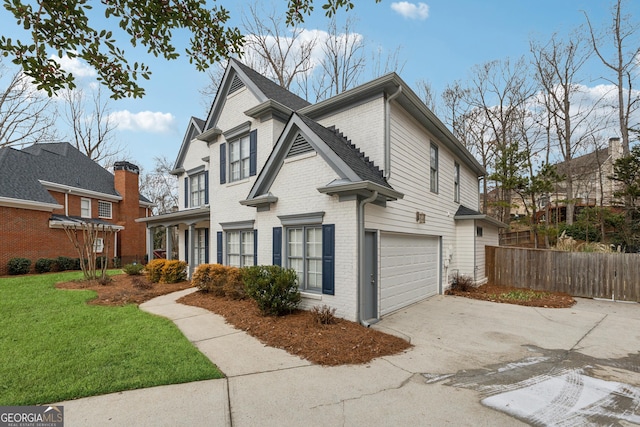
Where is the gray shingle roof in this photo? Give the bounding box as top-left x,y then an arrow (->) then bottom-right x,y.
297,114 -> 392,189
0,142 -> 120,204
232,59 -> 311,111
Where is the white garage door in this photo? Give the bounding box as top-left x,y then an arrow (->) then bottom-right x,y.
380,233 -> 439,316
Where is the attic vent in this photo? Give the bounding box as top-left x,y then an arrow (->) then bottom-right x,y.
287,133 -> 314,158
228,75 -> 245,94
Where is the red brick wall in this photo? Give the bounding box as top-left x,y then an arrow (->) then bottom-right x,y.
0,205 -> 116,275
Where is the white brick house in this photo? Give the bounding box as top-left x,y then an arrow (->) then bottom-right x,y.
140,59 -> 504,323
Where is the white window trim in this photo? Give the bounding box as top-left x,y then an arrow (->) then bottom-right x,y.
228,135 -> 251,183
94,237 -> 104,253
454,162 -> 460,203
430,143 -> 439,194
98,200 -> 112,219
80,198 -> 91,218
285,225 -> 323,293
190,173 -> 206,207
226,230 -> 255,267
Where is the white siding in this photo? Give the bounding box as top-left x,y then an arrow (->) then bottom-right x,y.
454,220 -> 475,284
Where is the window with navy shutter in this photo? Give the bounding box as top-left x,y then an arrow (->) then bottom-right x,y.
216,231 -> 223,264
253,229 -> 258,265
273,227 -> 282,266
204,228 -> 210,263
322,224 -> 335,295
185,229 -> 189,263
204,172 -> 209,205
220,143 -> 226,184
184,177 -> 189,208
249,130 -> 257,176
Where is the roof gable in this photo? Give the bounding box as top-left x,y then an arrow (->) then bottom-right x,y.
172,117 -> 206,173
203,59 -> 310,131
246,113 -> 396,203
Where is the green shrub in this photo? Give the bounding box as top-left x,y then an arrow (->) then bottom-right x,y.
7,258 -> 31,275
161,260 -> 187,283
122,263 -> 144,276
56,256 -> 76,271
145,259 -> 167,283
243,265 -> 300,316
35,258 -> 55,274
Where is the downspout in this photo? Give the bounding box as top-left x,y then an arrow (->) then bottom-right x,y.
358,190 -> 378,327
384,86 -> 403,180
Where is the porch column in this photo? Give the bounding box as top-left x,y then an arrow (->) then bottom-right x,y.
165,226 -> 173,260
188,223 -> 196,278
147,227 -> 154,261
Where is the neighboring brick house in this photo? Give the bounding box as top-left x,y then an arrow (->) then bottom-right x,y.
0,142 -> 153,274
139,59 -> 504,323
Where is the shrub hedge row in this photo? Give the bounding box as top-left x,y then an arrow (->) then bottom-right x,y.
144,259 -> 188,284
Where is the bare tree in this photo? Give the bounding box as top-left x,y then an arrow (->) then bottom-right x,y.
0,63 -> 58,148
62,86 -> 122,165
415,79 -> 437,112
584,0 -> 640,155
461,58 -> 535,224
139,156 -> 179,215
312,16 -> 366,100
531,31 -> 604,225
241,2 -> 318,91
63,223 -> 114,282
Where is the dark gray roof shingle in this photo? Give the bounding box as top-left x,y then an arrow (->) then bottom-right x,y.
297,114 -> 392,189
0,142 -> 120,204
232,59 -> 311,111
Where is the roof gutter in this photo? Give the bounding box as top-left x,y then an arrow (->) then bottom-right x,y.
385,86 -> 402,180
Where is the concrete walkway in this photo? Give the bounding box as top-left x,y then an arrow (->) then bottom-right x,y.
56,290 -> 640,426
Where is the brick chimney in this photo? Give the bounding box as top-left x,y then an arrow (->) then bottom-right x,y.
114,161 -> 146,263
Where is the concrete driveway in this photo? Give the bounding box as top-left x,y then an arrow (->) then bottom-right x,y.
58,292 -> 640,426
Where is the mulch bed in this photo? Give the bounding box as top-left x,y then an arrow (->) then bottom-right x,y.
56,274 -> 413,366
56,274 -> 192,306
446,283 -> 576,308
179,291 -> 413,366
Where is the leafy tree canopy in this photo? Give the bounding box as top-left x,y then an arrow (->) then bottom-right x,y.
0,0 -> 378,99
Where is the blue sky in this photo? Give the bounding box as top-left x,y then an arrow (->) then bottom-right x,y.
1,1 -> 638,172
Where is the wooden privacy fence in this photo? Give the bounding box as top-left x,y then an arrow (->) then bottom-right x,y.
486,246 -> 640,302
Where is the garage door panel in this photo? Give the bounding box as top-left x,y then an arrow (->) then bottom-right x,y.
380,233 -> 438,316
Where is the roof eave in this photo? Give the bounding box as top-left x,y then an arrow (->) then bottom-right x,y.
317,180 -> 404,201
0,196 -> 62,212
244,100 -> 293,122
454,214 -> 507,228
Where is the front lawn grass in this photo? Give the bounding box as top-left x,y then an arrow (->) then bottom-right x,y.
0,272 -> 223,405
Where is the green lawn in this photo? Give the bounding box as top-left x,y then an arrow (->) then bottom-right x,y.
0,272 -> 223,405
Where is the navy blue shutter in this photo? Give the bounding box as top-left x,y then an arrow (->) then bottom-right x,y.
184,229 -> 189,263
253,230 -> 258,265
216,231 -> 223,264
220,143 -> 226,184
322,224 -> 335,295
204,228 -> 209,263
184,177 -> 189,208
249,130 -> 257,176
204,172 -> 209,205
272,227 -> 282,266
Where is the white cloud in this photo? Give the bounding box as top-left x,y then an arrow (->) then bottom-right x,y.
391,2 -> 430,20
110,110 -> 176,133
49,54 -> 96,78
